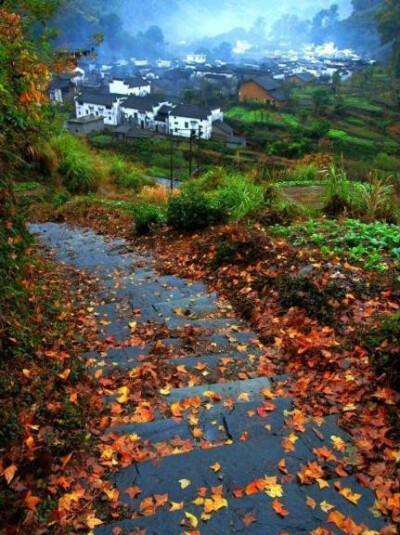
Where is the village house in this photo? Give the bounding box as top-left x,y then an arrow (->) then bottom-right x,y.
238,76 -> 287,107
75,92 -> 126,126
167,104 -> 223,140
120,95 -> 174,131
185,54 -> 207,65
287,72 -> 316,84
212,119 -> 234,140
48,75 -> 75,104
109,77 -> 151,96
67,115 -> 104,135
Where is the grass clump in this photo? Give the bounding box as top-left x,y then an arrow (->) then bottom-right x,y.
132,203 -> 166,235
167,186 -> 228,231
215,175 -> 265,220
50,133 -> 103,194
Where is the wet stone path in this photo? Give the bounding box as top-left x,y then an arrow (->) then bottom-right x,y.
31,223 -> 386,535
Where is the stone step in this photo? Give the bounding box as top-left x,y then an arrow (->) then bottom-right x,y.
166,376 -> 272,404
95,474 -> 384,535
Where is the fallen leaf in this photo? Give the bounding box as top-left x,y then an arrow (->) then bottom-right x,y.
272,499 -> 289,517
179,479 -> 191,489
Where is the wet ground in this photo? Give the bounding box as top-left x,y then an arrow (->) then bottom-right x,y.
30,223 -> 387,535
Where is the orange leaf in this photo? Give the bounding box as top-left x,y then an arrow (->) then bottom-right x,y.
25,492 -> 41,511
242,512 -> 257,526
2,464 -> 17,485
327,510 -> 346,529
272,499 -> 289,517
125,486 -> 142,499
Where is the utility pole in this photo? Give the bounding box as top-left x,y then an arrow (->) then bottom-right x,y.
196,127 -> 202,174
189,129 -> 195,178
169,133 -> 174,190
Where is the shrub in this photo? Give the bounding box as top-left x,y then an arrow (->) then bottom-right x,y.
215,175 -> 264,220
364,311 -> 400,390
167,187 -> 228,231
115,171 -> 145,192
374,152 -> 400,173
53,191 -> 71,207
132,203 -> 166,235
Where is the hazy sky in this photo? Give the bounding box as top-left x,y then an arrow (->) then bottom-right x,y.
119,0 -> 353,41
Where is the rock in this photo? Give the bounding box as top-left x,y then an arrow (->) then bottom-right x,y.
297,265 -> 314,277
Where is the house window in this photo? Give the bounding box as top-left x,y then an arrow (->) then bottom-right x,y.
106,105 -> 111,110
184,122 -> 189,128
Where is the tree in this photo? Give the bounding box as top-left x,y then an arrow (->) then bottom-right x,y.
376,0 -> 400,77
312,88 -> 332,115
213,42 -> 232,62
144,25 -> 164,45
332,70 -> 342,95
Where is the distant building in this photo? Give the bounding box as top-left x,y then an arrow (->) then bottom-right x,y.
48,75 -> 75,104
75,92 -> 126,126
109,77 -> 151,96
168,104 -> 223,140
239,76 -> 287,107
67,115 -> 104,135
156,59 -> 172,68
120,96 -> 174,132
185,54 -> 207,65
287,72 -> 316,84
226,135 -> 247,149
212,119 -> 234,140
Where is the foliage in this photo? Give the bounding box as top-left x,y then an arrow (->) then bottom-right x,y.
50,133 -> 102,194
376,0 -> 400,77
132,203 -> 166,235
323,165 -> 399,222
215,175 -> 265,220
364,311 -> 400,389
270,218 -> 400,270
167,187 -> 228,231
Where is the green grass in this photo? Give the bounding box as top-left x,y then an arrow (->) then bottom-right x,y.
270,218 -> 400,271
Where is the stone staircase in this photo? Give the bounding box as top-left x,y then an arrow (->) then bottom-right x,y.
31,223 -> 387,535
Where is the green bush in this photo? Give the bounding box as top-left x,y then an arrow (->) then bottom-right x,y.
53,191 -> 71,207
374,152 -> 400,173
167,187 -> 228,231
132,203 -> 166,235
215,175 -> 264,220
291,165 -> 319,182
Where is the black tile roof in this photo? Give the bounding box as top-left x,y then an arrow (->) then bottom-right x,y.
121,95 -> 166,112
170,104 -> 212,120
112,77 -> 149,88
76,92 -> 124,106
249,76 -> 282,92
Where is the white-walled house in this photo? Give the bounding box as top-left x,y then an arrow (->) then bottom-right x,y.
167,104 -> 223,140
109,78 -> 151,96
75,92 -> 126,126
120,96 -> 173,131
185,54 -> 207,64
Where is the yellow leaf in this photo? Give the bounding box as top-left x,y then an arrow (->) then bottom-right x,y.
170,501 -> 184,511
179,479 -> 191,489
265,483 -> 284,498
320,500 -> 335,513
86,514 -> 103,529
159,387 -> 171,396
339,487 -> 362,505
238,392 -> 250,401
211,462 -> 221,472
117,386 -> 130,404
331,435 -> 346,451
185,511 -> 198,528
317,478 -> 330,489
